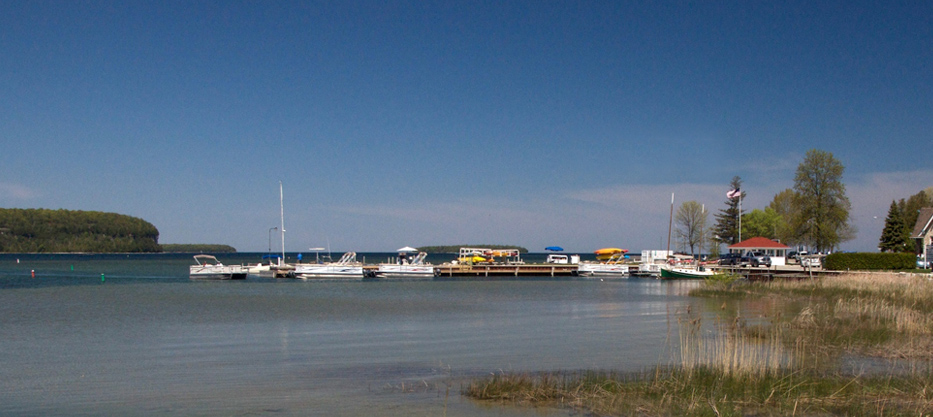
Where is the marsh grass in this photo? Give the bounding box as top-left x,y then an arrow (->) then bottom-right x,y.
464,273 -> 933,416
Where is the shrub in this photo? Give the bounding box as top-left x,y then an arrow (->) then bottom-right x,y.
824,252 -> 915,271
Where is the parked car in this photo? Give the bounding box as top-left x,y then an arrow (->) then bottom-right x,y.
718,253 -> 742,266
741,252 -> 771,267
787,251 -> 808,263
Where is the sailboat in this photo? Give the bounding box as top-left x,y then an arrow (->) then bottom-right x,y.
659,265 -> 715,279
266,181 -> 295,278
659,193 -> 714,279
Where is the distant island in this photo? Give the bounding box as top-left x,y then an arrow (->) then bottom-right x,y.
417,245 -> 528,253
0,208 -> 161,253
161,244 -> 237,253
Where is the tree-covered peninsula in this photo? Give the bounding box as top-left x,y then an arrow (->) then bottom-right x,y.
0,208 -> 161,253
161,244 -> 237,253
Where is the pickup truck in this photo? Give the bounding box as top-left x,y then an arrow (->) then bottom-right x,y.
741,252 -> 771,267
718,253 -> 742,266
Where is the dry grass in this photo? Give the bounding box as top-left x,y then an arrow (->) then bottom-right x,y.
464,272 -> 933,416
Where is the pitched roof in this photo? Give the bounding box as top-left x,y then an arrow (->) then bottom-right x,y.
728,236 -> 790,249
912,207 -> 933,238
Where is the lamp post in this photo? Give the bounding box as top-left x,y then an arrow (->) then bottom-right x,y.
268,227 -> 277,254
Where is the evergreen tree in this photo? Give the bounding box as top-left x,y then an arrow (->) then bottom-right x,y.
879,200 -> 913,253
713,176 -> 745,246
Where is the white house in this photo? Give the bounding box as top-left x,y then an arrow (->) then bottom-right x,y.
728,237 -> 791,266
911,207 -> 933,268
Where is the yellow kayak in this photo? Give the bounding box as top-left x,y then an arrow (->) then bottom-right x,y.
594,248 -> 627,261
458,255 -> 487,264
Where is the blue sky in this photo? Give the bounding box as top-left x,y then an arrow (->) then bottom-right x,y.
2,1 -> 931,253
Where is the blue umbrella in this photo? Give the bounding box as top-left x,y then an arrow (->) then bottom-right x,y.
545,246 -> 564,251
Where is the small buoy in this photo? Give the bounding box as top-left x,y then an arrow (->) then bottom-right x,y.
16,258 -> 20,264
101,274 -> 105,282
71,265 -> 74,271
31,270 -> 35,278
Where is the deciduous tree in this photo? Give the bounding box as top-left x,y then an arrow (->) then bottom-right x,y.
768,188 -> 798,245
742,208 -> 783,240
898,189 -> 932,232
675,200 -> 708,256
792,149 -> 854,253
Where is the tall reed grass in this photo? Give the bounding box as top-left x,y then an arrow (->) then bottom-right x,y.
464,273 -> 933,416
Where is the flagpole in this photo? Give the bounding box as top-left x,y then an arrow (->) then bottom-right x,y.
738,193 -> 742,243
667,192 -> 674,256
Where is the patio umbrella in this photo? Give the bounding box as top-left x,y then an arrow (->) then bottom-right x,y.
396,246 -> 418,252
545,246 -> 564,252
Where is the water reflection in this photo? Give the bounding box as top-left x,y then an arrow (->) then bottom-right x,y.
2,257 -> 708,416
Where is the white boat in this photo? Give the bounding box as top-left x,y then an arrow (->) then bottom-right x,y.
632,250 -> 672,277
294,252 -> 364,279
189,255 -> 247,280
578,252 -> 629,277
245,254 -> 282,275
376,251 -> 436,279
635,263 -> 663,277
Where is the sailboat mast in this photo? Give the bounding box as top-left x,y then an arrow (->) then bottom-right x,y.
279,181 -> 285,266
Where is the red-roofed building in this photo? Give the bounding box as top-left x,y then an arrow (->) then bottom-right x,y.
727,237 -> 791,266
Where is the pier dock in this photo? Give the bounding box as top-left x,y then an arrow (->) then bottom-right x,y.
434,263 -> 577,277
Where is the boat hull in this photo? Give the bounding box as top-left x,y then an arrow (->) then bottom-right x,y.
294,265 -> 365,280
189,260 -> 247,280
577,263 -> 629,277
659,267 -> 715,279
375,265 -> 436,279
189,272 -> 247,280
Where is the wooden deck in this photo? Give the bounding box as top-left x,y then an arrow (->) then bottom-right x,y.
434,263 -> 577,277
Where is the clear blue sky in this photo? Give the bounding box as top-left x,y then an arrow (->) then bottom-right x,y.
2,1 -> 931,253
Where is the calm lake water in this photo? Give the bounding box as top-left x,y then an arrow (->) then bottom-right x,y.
0,253 -> 704,416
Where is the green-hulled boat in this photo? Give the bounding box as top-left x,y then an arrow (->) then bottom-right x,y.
659,266 -> 716,279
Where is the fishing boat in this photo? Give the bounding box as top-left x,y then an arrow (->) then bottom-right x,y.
294,252 -> 365,279
189,255 -> 247,280
376,251 -> 436,279
659,265 -> 716,279
578,252 -> 629,277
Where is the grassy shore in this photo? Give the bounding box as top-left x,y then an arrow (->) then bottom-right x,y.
463,273 -> 933,416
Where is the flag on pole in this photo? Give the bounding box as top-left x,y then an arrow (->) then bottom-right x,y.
726,188 -> 741,199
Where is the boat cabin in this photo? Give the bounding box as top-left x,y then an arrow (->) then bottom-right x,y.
546,254 -> 580,264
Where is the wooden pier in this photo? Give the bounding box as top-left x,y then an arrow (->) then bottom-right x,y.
434,263 -> 577,277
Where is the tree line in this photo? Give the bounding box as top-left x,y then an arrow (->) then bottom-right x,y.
675,149 -> 862,256
878,189 -> 932,253
161,244 -> 237,253
0,208 -> 161,253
